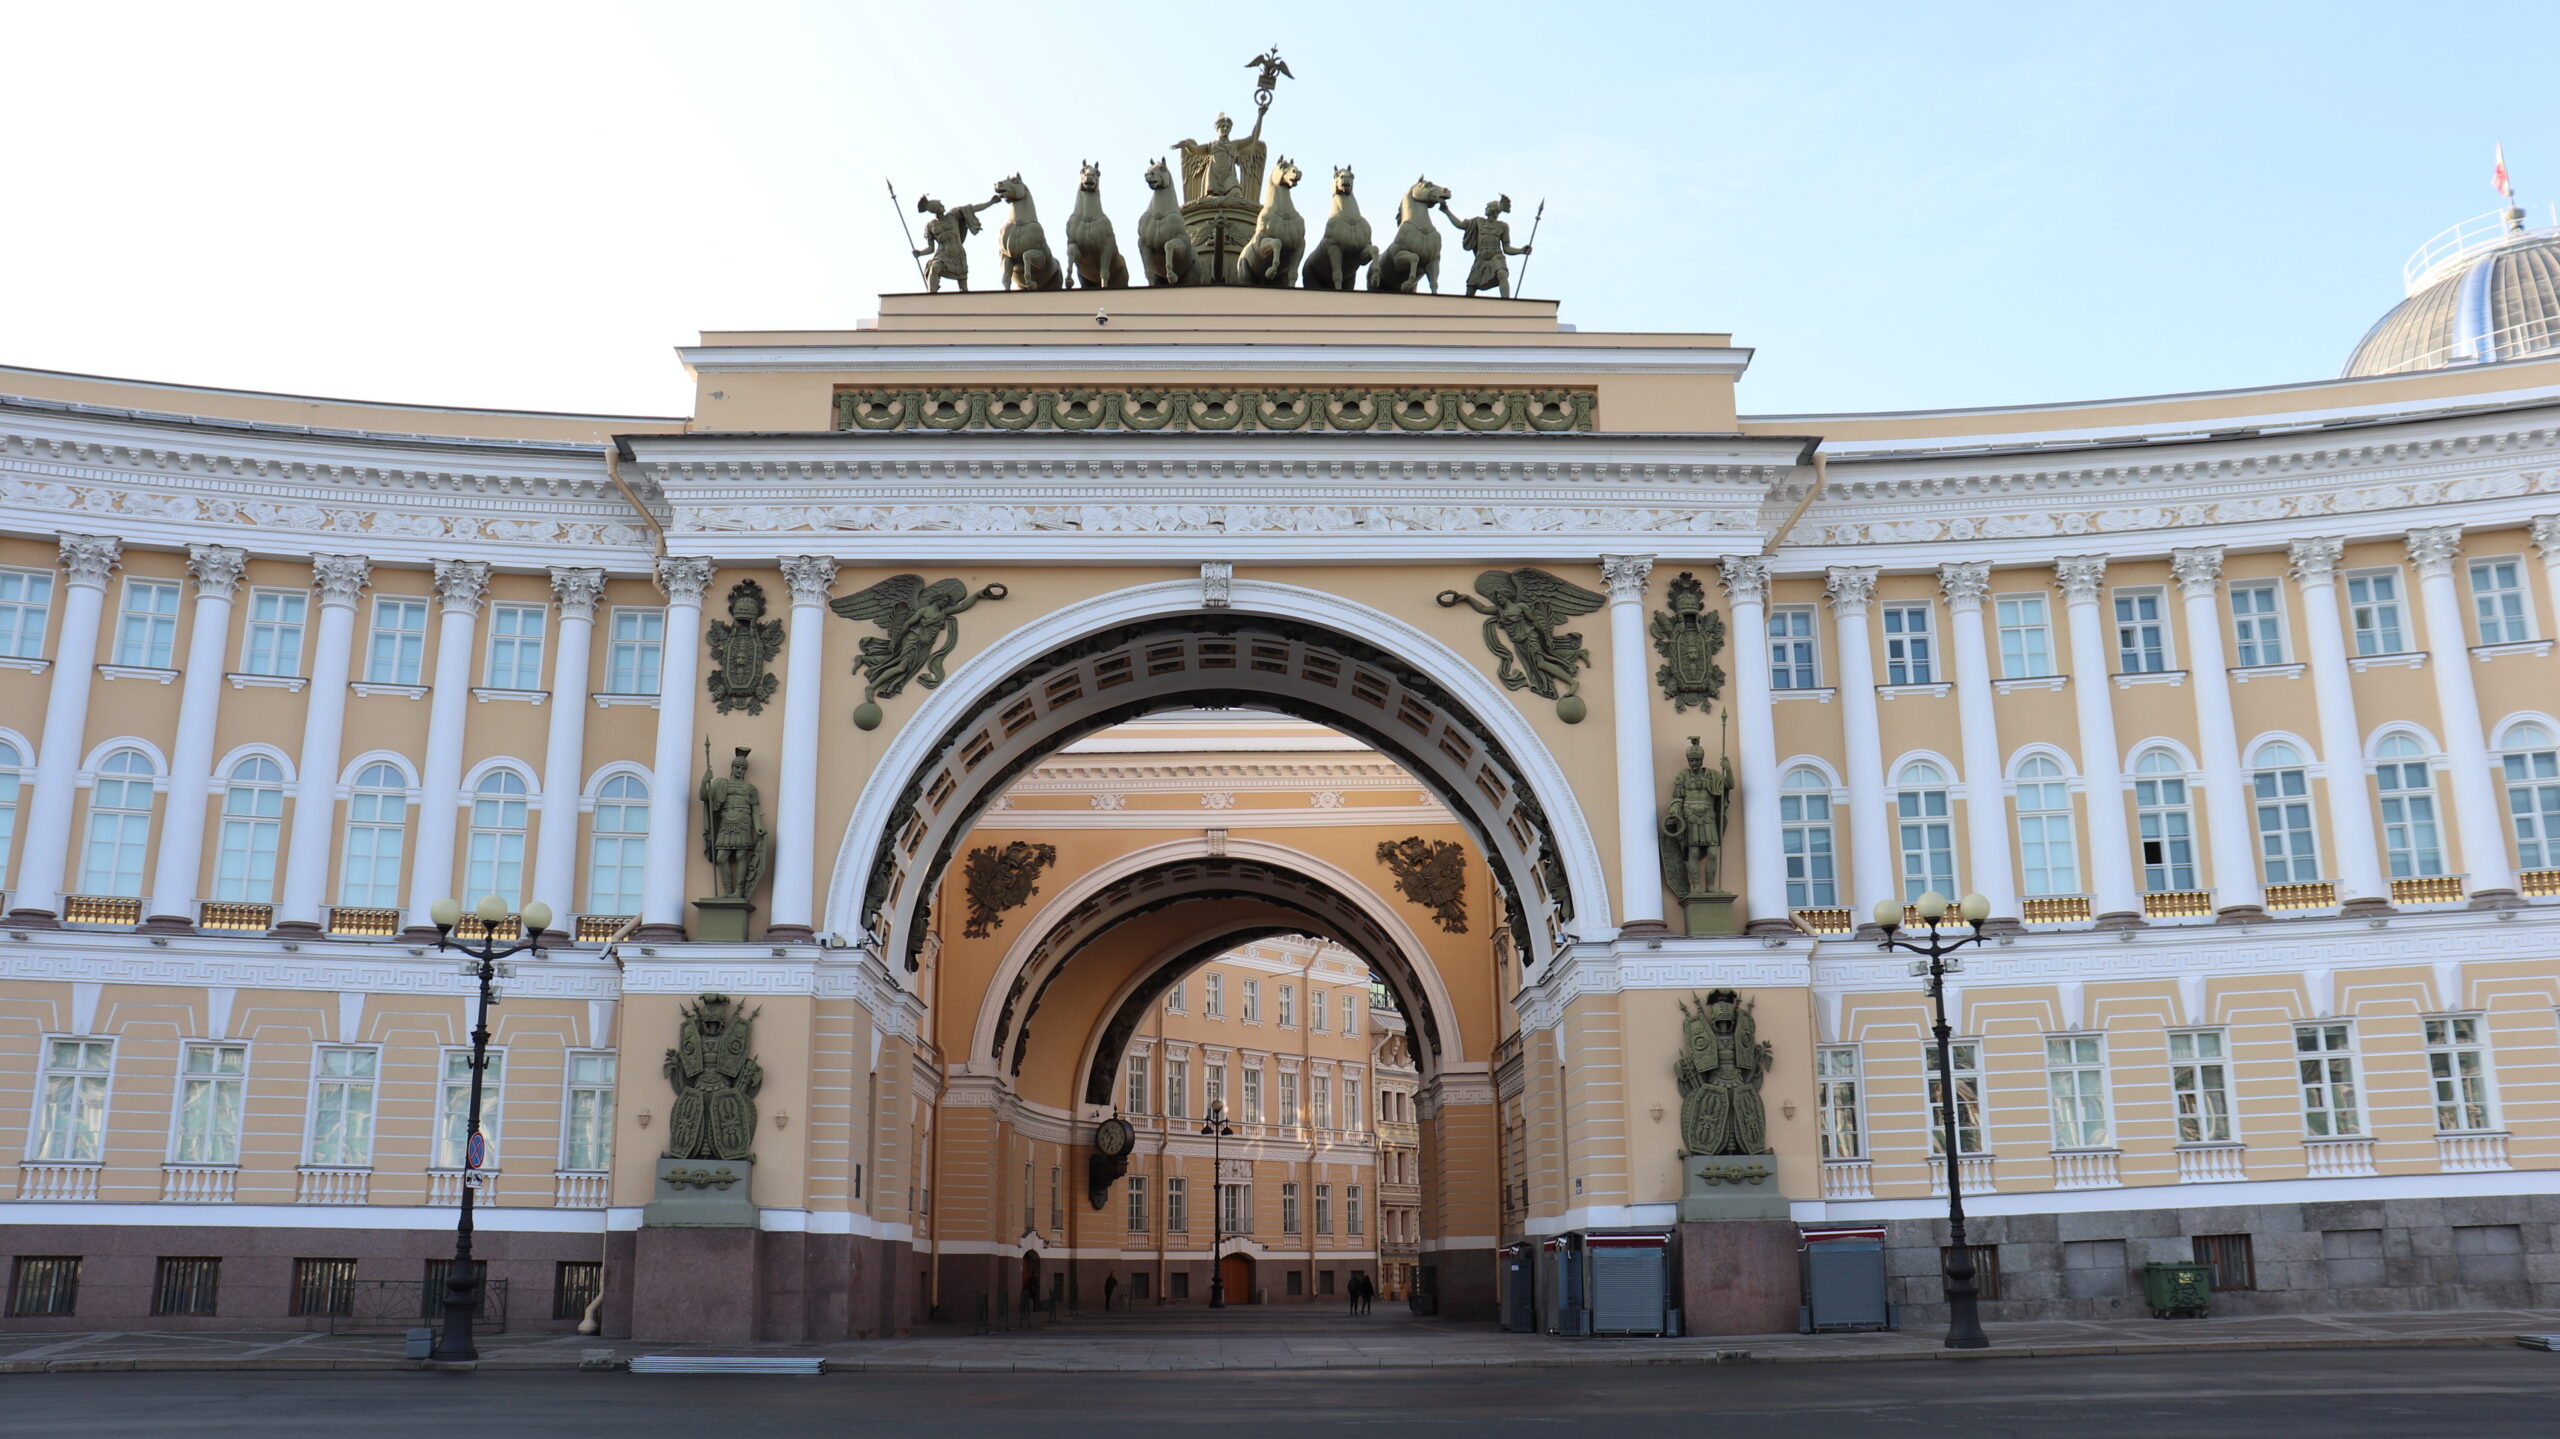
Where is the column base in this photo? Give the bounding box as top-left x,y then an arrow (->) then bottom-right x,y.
399,925 -> 446,942
2339,896 -> 2397,918
2093,910 -> 2147,931
1616,918 -> 1672,940
2466,888 -> 2524,912
138,914 -> 197,935
1852,923 -> 1888,942
2213,905 -> 2269,925
1742,917 -> 1800,937
630,922 -> 688,942
763,924 -> 816,944
4,908 -> 61,930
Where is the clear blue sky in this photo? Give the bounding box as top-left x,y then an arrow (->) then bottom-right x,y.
8,1 -> 2560,418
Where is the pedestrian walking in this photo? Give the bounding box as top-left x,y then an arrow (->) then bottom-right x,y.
1347,1269 -> 1374,1316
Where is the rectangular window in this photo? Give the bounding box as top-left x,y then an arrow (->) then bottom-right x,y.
1127,1175 -> 1150,1232
1241,1068 -> 1263,1124
1816,1045 -> 1862,1160
115,578 -> 180,668
1926,1040 -> 1983,1156
562,1052 -> 616,1171
1881,603 -> 1934,684
8,1256 -> 80,1317
1343,1077 -> 1362,1130
1281,1181 -> 1301,1235
605,607 -> 664,694
1169,1271 -> 1189,1299
2229,582 -> 2287,666
2045,1036 -> 2110,1149
308,1046 -> 378,1167
241,589 -> 308,676
2345,571 -> 2406,655
152,1257 -> 221,1317
484,604 -> 547,690
2168,1030 -> 2234,1144
172,1042 -> 247,1165
212,769 -> 284,904
1768,606 -> 1819,689
1204,972 -> 1225,1017
2376,757 -> 2445,878
2295,1023 -> 2363,1137
1165,1176 -> 1188,1232
1780,785 -> 1837,907
1206,1061 -> 1227,1112
1165,979 -> 1186,1014
1309,988 -> 1326,1033
366,598 -> 429,685
291,1258 -> 358,1318
34,1038 -> 113,1162
1897,787 -> 1956,900
2192,1233 -> 2256,1291
2013,769 -> 2081,897
1050,1165 -> 1062,1232
2112,589 -> 2170,673
2424,1016 -> 2495,1132
1242,980 -> 1261,1023
1312,1075 -> 1332,1131
2135,769 -> 2198,891
1164,1058 -> 1188,1121
2253,767 -> 2321,884
1220,1182 -> 1249,1235
1125,1055 -> 1150,1116
2504,744 -> 2560,868
436,1049 -> 503,1169
0,568 -> 54,659
1995,594 -> 2053,679
1279,1071 -> 1300,1129
1315,1183 -> 1332,1235
554,1260 -> 603,1322
1341,993 -> 1358,1035
1278,985 -> 1296,1028
1346,1184 -> 1363,1236
2468,558 -> 2531,645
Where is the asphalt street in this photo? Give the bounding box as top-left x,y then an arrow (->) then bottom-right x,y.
1,1349 -> 2553,1437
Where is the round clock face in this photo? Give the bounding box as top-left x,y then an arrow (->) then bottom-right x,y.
1095,1117 -> 1135,1158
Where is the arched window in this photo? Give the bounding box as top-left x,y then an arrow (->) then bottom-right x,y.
340,762 -> 408,909
2131,749 -> 2197,892
1896,761 -> 1957,900
2372,733 -> 2444,878
80,750 -> 156,896
586,773 -> 648,916
2013,756 -> 2080,896
2251,741 -> 2320,884
2501,721 -> 2560,869
1779,766 -> 1837,908
212,756 -> 287,903
464,771 -> 531,910
0,739 -> 21,888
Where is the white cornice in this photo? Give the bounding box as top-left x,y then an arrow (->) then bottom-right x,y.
972,804 -> 1454,830
677,342 -> 1753,377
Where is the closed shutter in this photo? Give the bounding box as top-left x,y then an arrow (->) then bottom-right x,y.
1586,1237 -> 1667,1335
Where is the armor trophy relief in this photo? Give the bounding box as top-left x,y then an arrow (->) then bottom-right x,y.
644,993 -> 765,1227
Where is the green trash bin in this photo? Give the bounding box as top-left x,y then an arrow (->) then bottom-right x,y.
2141,1261 -> 2213,1318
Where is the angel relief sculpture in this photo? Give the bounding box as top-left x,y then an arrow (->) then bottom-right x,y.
1438,567 -> 1606,722
829,574 -> 1009,730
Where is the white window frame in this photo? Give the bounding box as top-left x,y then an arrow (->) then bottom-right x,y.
2111,587 -> 2172,674
1279,1069 -> 1300,1128
1312,1074 -> 1332,1131
2044,1034 -> 2111,1151
2467,557 -> 2533,646
1926,1038 -> 1983,1156
2501,724 -> 2560,869
114,577 -> 181,669
1281,1180 -> 1301,1235
1780,767 -> 1839,908
1994,592 -> 2054,679
304,1044 -> 380,1168
1165,1175 -> 1188,1232
1340,992 -> 1358,1035
1205,1061 -> 1226,1112
2132,751 -> 2198,892
1895,763 -> 1957,900
169,1040 -> 249,1166
1816,1045 -> 1863,1161
2344,568 -> 2408,656
2294,1022 -> 2363,1138
1125,1053 -> 1150,1116
1164,979 -> 1186,1014
1241,1066 -> 1263,1123
1314,1182 -> 1333,1235
1204,972 -> 1225,1018
1309,987 -> 1326,1033
1127,1174 -> 1150,1232
435,1046 -> 504,1169
1164,1057 -> 1189,1121
79,749 -> 157,898
2011,755 -> 2081,897
1880,602 -> 1935,685
0,566 -> 54,660
2372,735 -> 2446,879
2422,1015 -> 2498,1134
584,772 -> 648,916
561,1050 -> 616,1172
2167,1029 -> 2235,1145
1346,1183 -> 1363,1236
483,603 -> 548,691
604,606 -> 665,696
365,597 -> 429,686
1242,979 -> 1261,1024
1768,605 -> 1820,690
1343,1075 -> 1362,1128
1278,984 -> 1296,1028
2252,750 -> 2321,885
30,1037 -> 116,1163
463,770 -> 532,909
212,756 -> 287,904
240,587 -> 308,678
339,762 -> 409,909
2227,581 -> 2289,666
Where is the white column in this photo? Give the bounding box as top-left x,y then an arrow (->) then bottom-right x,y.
273,556 -> 369,932
531,568 -> 605,938
403,560 -> 490,930
2533,517 -> 2560,625
1938,563 -> 2017,925
1600,555 -> 1664,934
2287,538 -> 2391,913
1825,567 -> 1893,921
2055,557 -> 2142,926
144,545 -> 248,929
1720,557 -> 1790,932
2168,547 -> 2264,918
639,557 -> 713,939
2407,527 -> 2519,905
770,556 -> 837,941
8,535 -> 119,924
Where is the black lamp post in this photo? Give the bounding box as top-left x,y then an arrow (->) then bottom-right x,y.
1200,1098 -> 1236,1308
1871,889 -> 1993,1351
425,893 -> 551,1364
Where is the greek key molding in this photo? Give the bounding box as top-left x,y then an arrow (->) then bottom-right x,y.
833,386 -> 1596,434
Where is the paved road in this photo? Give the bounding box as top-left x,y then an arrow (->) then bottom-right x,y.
5,1349 -> 2552,1436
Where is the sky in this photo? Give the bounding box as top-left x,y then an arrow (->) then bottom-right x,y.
9,1 -> 2560,419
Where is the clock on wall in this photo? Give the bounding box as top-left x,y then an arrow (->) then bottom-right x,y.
1087,1115 -> 1136,1209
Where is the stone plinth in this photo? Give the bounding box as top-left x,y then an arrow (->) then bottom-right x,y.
691,897 -> 753,942
1681,893 -> 1738,936
643,1156 -> 755,1227
1677,1153 -> 1789,1222
1677,1220 -> 1801,1336
630,1225 -> 763,1345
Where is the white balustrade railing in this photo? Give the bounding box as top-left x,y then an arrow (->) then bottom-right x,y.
554,1171 -> 611,1208
1820,1160 -> 1874,1200
427,1169 -> 499,1206
2437,1132 -> 2511,1173
297,1166 -> 372,1204
1928,1154 -> 1996,1196
16,1163 -> 101,1201
2303,1137 -> 2378,1178
160,1165 -> 237,1203
2050,1149 -> 2122,1190
2176,1145 -> 2248,1183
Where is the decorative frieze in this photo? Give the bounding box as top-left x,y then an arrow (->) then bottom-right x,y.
832,385 -> 1596,434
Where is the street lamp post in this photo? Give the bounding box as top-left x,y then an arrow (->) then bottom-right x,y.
1200,1098 -> 1236,1308
1871,889 -> 1993,1351
425,893 -> 551,1364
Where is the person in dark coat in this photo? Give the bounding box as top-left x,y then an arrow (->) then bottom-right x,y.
1347,1269 -> 1375,1316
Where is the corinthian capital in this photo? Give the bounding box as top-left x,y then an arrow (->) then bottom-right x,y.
549,567 -> 608,620
2169,546 -> 2225,598
655,556 -> 716,606
1716,555 -> 1772,606
2287,536 -> 2345,586
186,544 -> 249,601
2532,515 -> 2560,561
1598,555 -> 1655,603
57,534 -> 121,590
433,559 -> 492,615
2404,525 -> 2464,579
2053,555 -> 2108,605
780,556 -> 839,608
1824,565 -> 1879,614
310,554 -> 371,607
1937,561 -> 1991,612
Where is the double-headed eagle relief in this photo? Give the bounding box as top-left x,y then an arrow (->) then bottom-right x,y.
829,574 -> 1009,731
1438,568 -> 1606,723
705,579 -> 783,716
892,49 -> 1540,297
665,993 -> 763,1163
1376,836 -> 1469,934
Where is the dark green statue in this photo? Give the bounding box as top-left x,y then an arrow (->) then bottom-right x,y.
1650,571 -> 1727,712
699,743 -> 771,900
1676,989 -> 1771,1157
1436,568 -> 1605,722
1658,734 -> 1734,902
664,993 -> 762,1162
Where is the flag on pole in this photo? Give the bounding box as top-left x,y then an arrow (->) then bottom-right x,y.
2495,145 -> 2513,199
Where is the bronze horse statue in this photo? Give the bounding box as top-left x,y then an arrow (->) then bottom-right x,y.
1066,160 -> 1129,289
1367,176 -> 1454,293
993,174 -> 1067,291
1300,165 -> 1376,291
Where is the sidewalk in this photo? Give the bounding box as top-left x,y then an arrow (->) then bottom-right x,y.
4,1307 -> 2555,1374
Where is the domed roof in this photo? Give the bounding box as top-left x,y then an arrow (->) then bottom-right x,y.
2346,208 -> 2560,377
